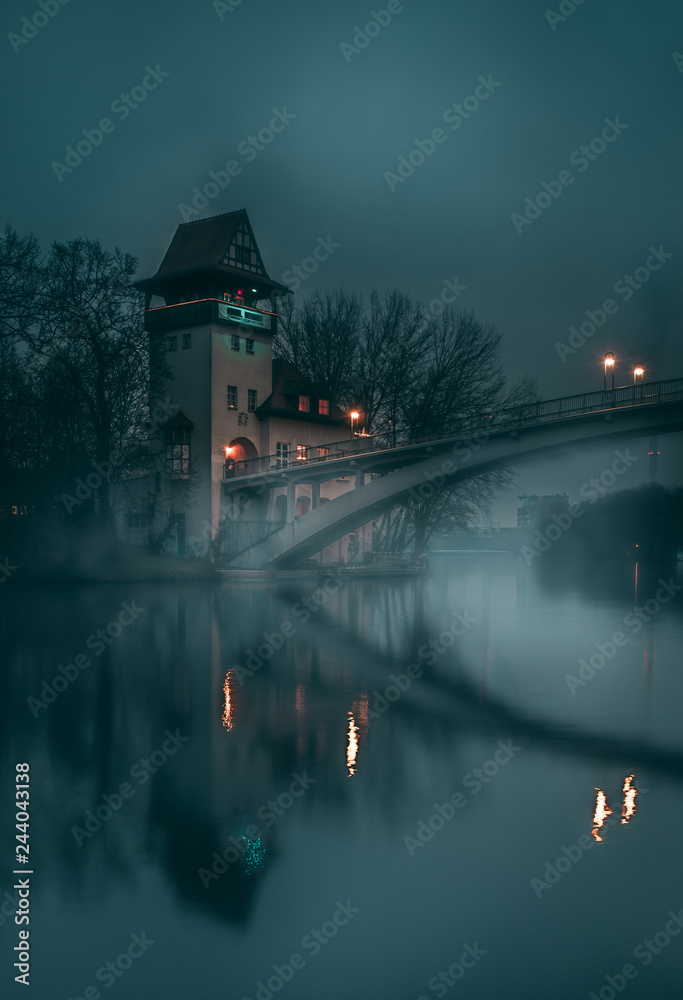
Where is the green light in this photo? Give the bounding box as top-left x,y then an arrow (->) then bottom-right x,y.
242,836 -> 266,875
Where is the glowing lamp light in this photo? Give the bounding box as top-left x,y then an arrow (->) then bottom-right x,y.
224,446 -> 233,459
351,411 -> 359,419
633,364 -> 645,385
603,352 -> 616,392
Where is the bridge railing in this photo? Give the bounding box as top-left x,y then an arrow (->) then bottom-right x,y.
225,378 -> 683,480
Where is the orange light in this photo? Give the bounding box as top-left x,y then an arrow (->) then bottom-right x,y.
350,411 -> 359,419
604,357 -> 615,366
634,367 -> 644,376
224,446 -> 233,458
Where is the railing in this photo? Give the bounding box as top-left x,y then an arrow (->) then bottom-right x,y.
224,378 -> 683,480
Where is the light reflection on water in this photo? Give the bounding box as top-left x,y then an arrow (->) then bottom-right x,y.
2,554 -> 683,999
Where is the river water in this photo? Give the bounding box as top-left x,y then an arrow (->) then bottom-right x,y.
2,554 -> 683,999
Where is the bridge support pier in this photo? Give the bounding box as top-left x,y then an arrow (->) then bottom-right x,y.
311,482 -> 320,509
355,471 -> 366,488
286,482 -> 296,522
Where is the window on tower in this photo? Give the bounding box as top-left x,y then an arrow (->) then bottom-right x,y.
227,385 -> 238,409
276,442 -> 288,469
166,429 -> 191,478
245,338 -> 255,354
166,335 -> 177,351
182,334 -> 192,349
231,334 -> 240,350
248,389 -> 257,411
299,395 -> 310,412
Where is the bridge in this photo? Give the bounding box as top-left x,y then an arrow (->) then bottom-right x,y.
221,378 -> 683,569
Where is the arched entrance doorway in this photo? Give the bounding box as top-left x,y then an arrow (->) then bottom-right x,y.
227,437 -> 258,462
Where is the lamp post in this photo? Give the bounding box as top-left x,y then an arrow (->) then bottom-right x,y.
633,364 -> 644,385
603,353 -> 615,392
350,410 -> 359,436
224,445 -> 234,479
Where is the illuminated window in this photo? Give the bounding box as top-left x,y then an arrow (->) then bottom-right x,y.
318,399 -> 329,415
166,335 -> 177,351
231,334 -> 240,350
248,389 -> 257,411
246,338 -> 255,354
166,429 -> 191,477
182,333 -> 192,349
227,385 -> 238,409
296,445 -> 308,461
299,395 -> 310,412
316,447 -> 328,459
276,442 -> 288,469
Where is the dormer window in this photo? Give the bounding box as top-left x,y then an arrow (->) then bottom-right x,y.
298,395 -> 310,412
318,399 -> 329,415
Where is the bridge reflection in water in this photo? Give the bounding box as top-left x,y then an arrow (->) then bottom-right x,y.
5,555 -> 683,998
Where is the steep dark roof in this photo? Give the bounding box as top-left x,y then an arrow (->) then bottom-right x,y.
256,359 -> 347,425
135,210 -> 289,296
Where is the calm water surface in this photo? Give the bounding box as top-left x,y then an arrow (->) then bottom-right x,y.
2,554 -> 683,999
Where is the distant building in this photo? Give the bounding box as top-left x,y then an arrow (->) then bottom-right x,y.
132,210 -> 370,562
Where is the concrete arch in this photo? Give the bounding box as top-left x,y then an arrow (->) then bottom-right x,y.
227,400 -> 683,569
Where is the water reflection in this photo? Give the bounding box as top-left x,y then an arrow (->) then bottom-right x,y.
1,556 -> 681,943
592,788 -> 613,842
622,773 -> 638,825
222,670 -> 234,731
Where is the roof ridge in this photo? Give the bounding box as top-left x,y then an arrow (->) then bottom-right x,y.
178,208 -> 246,228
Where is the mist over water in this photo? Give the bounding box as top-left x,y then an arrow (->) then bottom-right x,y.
2,553 -> 683,999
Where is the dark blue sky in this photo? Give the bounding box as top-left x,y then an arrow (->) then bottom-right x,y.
3,0 -> 682,519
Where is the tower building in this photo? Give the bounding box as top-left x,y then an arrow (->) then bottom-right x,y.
134,210 -> 358,560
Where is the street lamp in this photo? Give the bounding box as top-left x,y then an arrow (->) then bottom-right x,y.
350,411 -> 359,435
603,353 -> 615,392
633,364 -> 644,385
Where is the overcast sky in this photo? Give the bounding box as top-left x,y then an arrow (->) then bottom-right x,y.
3,0 -> 682,521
